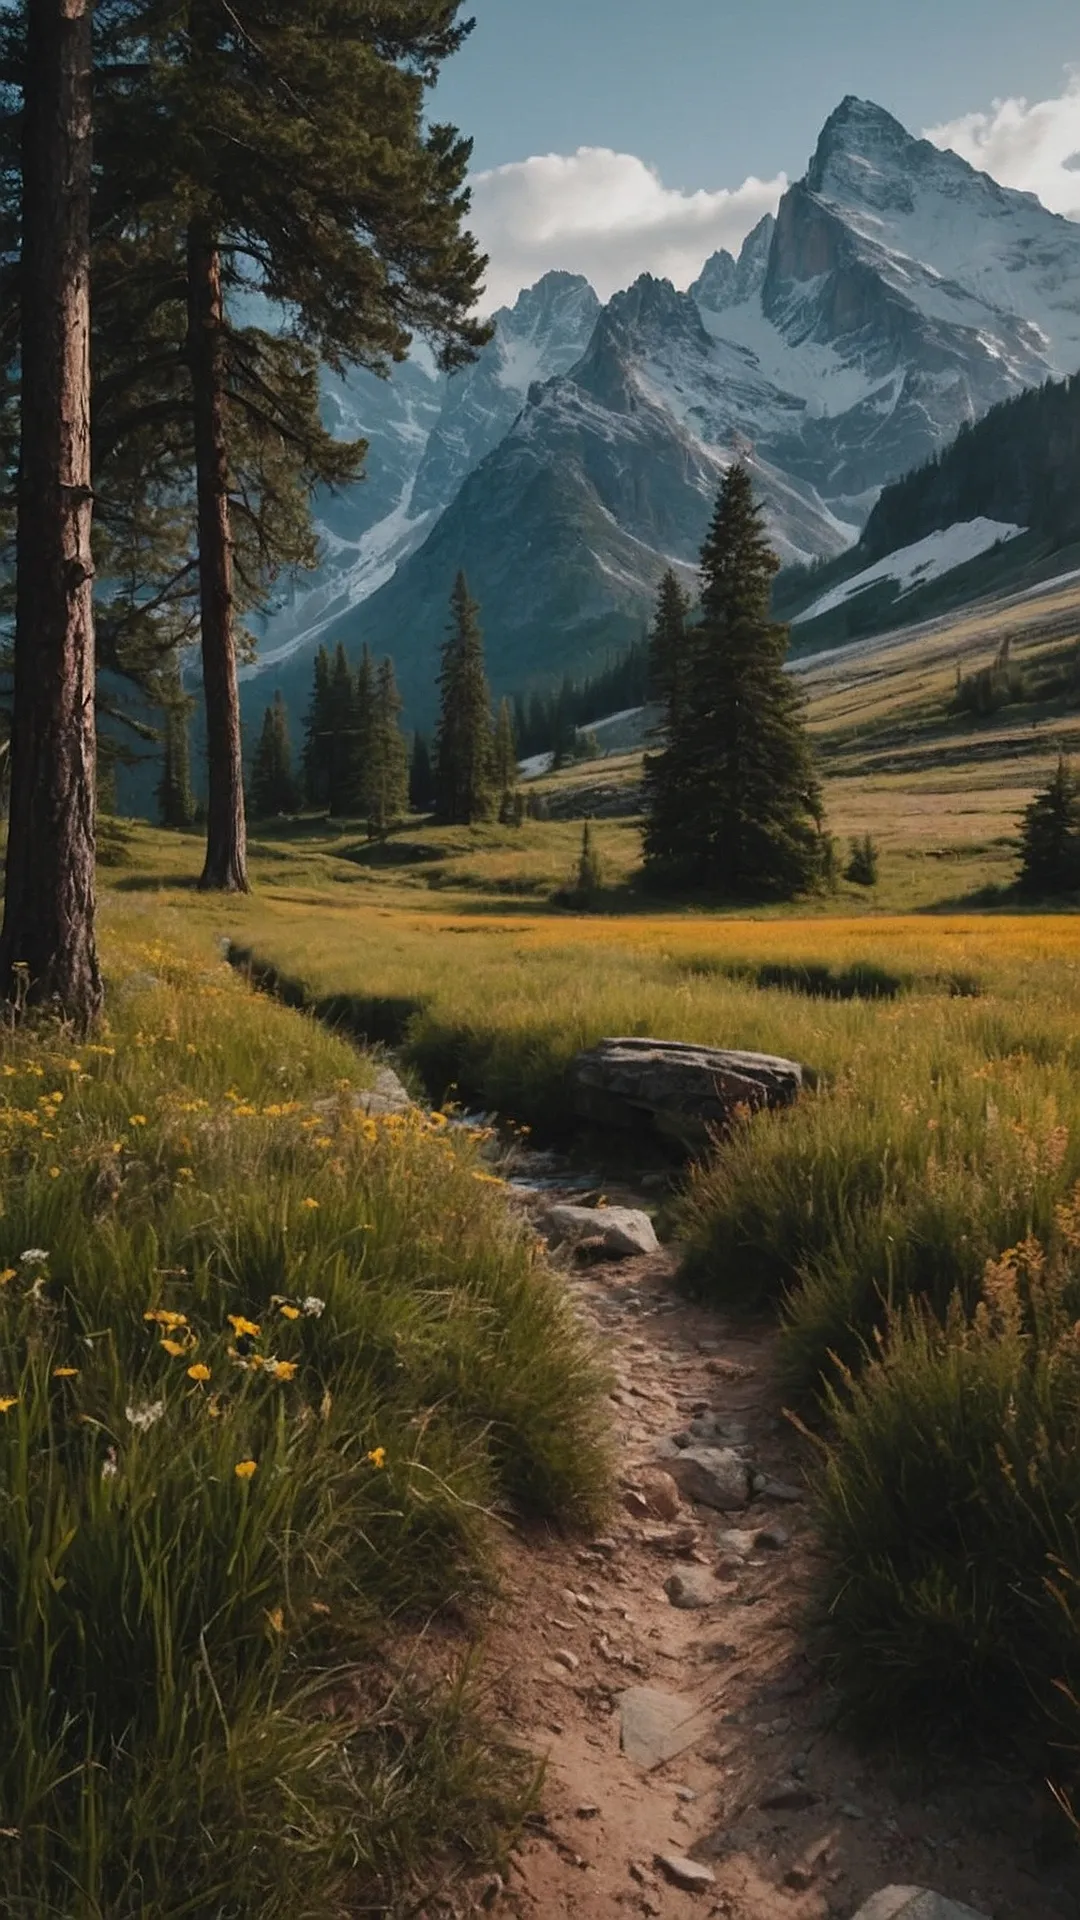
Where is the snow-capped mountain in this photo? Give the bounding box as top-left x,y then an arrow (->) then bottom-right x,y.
246,272 -> 599,675
247,95 -> 1080,718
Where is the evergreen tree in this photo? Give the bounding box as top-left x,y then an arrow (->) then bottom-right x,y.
574,820 -> 603,901
326,643 -> 357,818
157,662 -> 196,829
0,0 -> 102,1025
492,697 -> 518,811
302,646 -> 333,810
643,464 -> 824,899
249,691 -> 299,818
647,569 -> 692,726
75,1 -> 491,892
346,645 -> 376,819
409,732 -> 434,814
845,833 -> 879,887
434,573 -> 495,825
1018,757 -> 1080,896
366,658 -> 408,838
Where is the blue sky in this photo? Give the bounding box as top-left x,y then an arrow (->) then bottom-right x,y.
438,0 -> 1077,184
434,0 -> 1080,307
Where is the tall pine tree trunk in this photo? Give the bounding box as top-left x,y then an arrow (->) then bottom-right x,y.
0,0 -> 102,1028
187,218 -> 248,892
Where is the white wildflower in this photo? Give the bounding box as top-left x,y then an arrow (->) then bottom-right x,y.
19,1249 -> 49,1267
302,1296 -> 325,1319
101,1447 -> 119,1481
124,1399 -> 166,1432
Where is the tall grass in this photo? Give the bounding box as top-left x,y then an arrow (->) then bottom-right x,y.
811,1220 -> 1080,1791
0,926 -> 608,1915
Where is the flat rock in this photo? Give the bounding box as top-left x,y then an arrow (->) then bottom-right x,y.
619,1686 -> 710,1769
664,1567 -> 720,1609
654,1852 -> 716,1891
544,1203 -> 659,1258
570,1036 -> 805,1154
667,1446 -> 751,1511
851,1894 -> 991,1920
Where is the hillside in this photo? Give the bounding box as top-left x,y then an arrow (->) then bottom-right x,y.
777,374 -> 1080,643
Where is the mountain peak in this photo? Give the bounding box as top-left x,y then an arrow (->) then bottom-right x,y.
806,96 -> 923,210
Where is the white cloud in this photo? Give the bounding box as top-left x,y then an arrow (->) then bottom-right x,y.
468,147 -> 786,310
925,68 -> 1080,219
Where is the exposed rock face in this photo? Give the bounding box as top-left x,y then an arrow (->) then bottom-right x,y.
570,1036 -> 805,1153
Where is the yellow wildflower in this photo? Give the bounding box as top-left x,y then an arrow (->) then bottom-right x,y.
187,1362 -> 211,1383
48,1168 -> 60,1180
266,1606 -> 285,1633
314,1135 -> 333,1150
267,1360 -> 298,1382
0,1269 -> 16,1286
65,1059 -> 82,1073
300,1197 -> 319,1211
144,1309 -> 188,1329
234,1459 -> 257,1481
227,1315 -> 261,1339
0,1397 -> 18,1414
128,1115 -> 147,1127
52,1366 -> 79,1378
279,1303 -> 301,1321
176,1166 -> 194,1180
367,1446 -> 386,1469
160,1337 -> 190,1358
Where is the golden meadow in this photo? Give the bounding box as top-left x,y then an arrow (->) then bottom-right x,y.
8,768 -> 1080,1905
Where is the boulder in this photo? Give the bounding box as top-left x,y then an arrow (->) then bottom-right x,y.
570,1036 -> 806,1153
851,1895 -> 990,1920
666,1446 -> 751,1511
664,1568 -> 721,1610
543,1203 -> 659,1258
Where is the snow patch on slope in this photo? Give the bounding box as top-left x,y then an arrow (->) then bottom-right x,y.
793,517 -> 1026,623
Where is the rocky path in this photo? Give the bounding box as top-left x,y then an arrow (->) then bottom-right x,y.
468,1209 -> 1079,1920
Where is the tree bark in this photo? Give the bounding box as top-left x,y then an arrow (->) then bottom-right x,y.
187,218 -> 249,892
0,0 -> 102,1029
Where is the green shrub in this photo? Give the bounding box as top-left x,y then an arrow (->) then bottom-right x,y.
845,832 -> 880,887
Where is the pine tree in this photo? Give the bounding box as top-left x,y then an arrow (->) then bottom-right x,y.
366,658 -> 408,838
326,644 -> 357,818
302,646 -> 333,810
434,573 -> 495,825
346,645 -> 376,820
157,661 -> 196,829
845,833 -> 879,887
81,1 -> 491,892
0,0 -> 102,1025
409,732 -> 434,814
1018,757 -> 1080,896
574,821 -> 603,901
647,569 -> 692,724
492,697 -> 518,815
644,465 -> 824,899
249,692 -> 299,818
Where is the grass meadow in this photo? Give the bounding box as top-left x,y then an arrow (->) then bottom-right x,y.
27,583 -> 1080,1890
114,783 -> 1080,1807
0,900 -> 609,1916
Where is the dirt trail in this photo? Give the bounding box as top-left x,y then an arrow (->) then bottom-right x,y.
468,1211 -> 1080,1920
